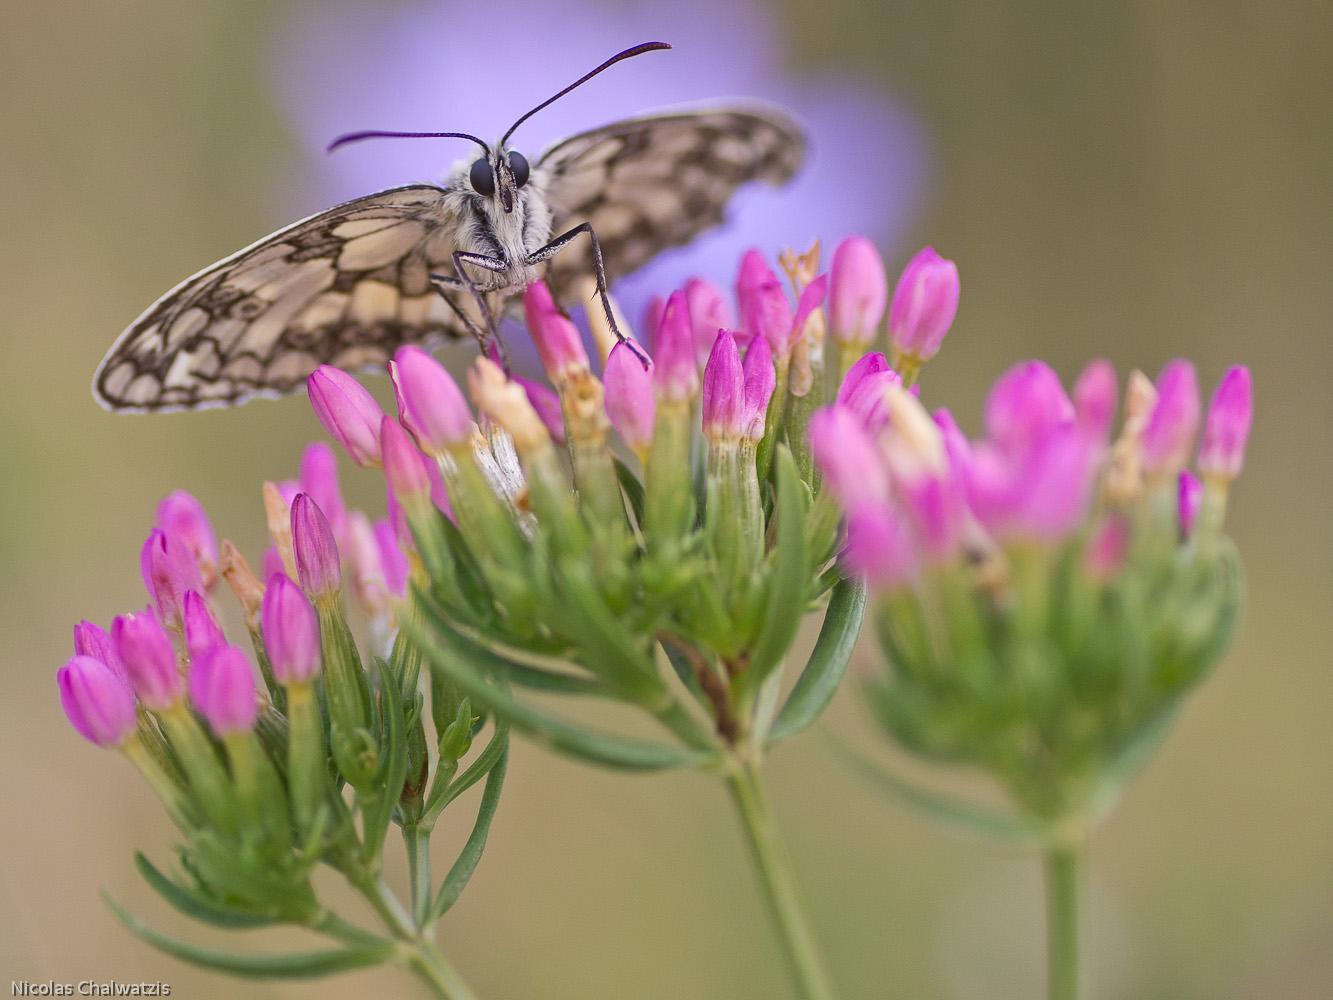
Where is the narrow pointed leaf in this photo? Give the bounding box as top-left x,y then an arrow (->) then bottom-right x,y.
102,893 -> 396,978
429,742 -> 509,921
614,457 -> 647,527
133,853 -> 277,929
768,577 -> 867,744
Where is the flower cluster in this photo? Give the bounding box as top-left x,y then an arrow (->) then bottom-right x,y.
813,348 -> 1252,822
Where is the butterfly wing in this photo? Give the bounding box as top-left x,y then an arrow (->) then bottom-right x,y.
536,109 -> 806,299
95,185 -> 465,411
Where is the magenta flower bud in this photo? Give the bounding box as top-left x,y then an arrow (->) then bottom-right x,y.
652,290 -> 698,401
299,443 -> 348,546
741,335 -> 777,440
514,376 -> 565,443
307,365 -> 386,467
808,405 -> 892,512
744,280 -> 795,359
140,528 -> 206,633
59,655 -> 137,748
422,451 -> 453,520
836,352 -> 902,433
291,493 -> 341,597
1178,469 -> 1203,535
276,479 -> 301,509
889,246 -> 960,363
843,506 -> 918,591
1073,359 -> 1118,441
1196,366 -> 1252,482
686,278 -> 733,368
1013,428 -> 1100,540
524,281 -> 588,382
604,341 -> 656,456
262,547 -> 287,584
1141,360 -> 1201,479
73,620 -> 130,690
933,408 -> 974,476
381,416 -> 432,509
829,235 -> 888,345
390,345 -> 474,454
735,248 -> 779,322
983,361 -> 1075,459
113,609 -> 182,710
261,574 -> 322,684
643,296 -> 665,350
702,331 -> 745,439
182,590 -> 226,663
1084,515 -> 1130,580
189,646 -> 258,735
345,511 -> 391,616
155,491 -> 218,590
386,489 -> 414,555
374,518 -> 409,597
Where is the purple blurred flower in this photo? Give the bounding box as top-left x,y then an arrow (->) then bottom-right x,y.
653,291 -> 699,401
300,443 -> 349,545
828,235 -> 888,347
836,352 -> 901,433
155,491 -> 219,591
1141,360 -> 1201,481
189,646 -> 259,736
269,0 -> 927,325
374,519 -> 410,597
262,574 -> 322,684
1178,469 -> 1203,536
1197,365 -> 1253,483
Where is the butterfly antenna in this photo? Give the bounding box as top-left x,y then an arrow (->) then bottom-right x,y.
326,130 -> 490,154
500,41 -> 671,147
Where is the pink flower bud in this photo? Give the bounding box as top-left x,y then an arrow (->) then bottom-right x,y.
686,278 -> 733,368
188,646 -> 258,735
299,443 -> 348,546
933,408 -> 974,475
346,511 -> 391,616
1073,360 -> 1117,441
374,518 -> 409,598
59,655 -> 137,748
262,574 -> 322,684
514,376 -> 565,443
735,249 -> 779,322
889,247 -> 960,363
1084,515 -> 1130,580
307,365 -> 386,467
73,620 -> 131,690
1178,469 -> 1203,535
1196,366 -> 1252,482
1141,360 -> 1201,479
140,528 -> 205,633
836,352 -> 902,433
829,235 -> 888,346
652,290 -> 698,401
1012,428 -> 1100,540
744,280 -> 795,359
642,296 -> 665,350
182,590 -> 226,663
604,341 -> 655,455
381,416 -> 432,508
740,335 -> 777,440
524,281 -> 588,382
843,506 -> 918,591
808,405 -> 892,512
113,609 -> 182,711
702,331 -> 744,439
155,491 -> 218,590
291,493 -> 341,597
983,361 -> 1075,459
391,346 -> 474,454
262,547 -> 287,584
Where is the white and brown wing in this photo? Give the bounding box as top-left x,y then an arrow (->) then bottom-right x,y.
95,185 -> 465,411
537,109 -> 806,299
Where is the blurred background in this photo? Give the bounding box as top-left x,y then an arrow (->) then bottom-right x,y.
1,0 -> 1330,997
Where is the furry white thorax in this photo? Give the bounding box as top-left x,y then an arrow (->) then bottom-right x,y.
442,147 -> 555,291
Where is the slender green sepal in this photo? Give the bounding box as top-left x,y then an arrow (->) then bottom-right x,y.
428,741 -> 509,922
768,578 -> 866,744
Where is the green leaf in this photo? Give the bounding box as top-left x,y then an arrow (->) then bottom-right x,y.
748,447 -> 809,682
828,735 -> 1047,846
408,601 -> 715,771
102,893 -> 396,979
133,853 -> 277,930
658,635 -> 706,702
360,658 -> 409,860
429,741 -> 509,921
768,577 -> 867,744
614,457 -> 647,528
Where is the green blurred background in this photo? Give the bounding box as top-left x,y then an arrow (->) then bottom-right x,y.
1,1 -> 1330,997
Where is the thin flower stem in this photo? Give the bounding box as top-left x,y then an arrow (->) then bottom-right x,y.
724,754 -> 837,1000
405,941 -> 481,1000
404,823 -> 434,931
1044,841 -> 1081,1000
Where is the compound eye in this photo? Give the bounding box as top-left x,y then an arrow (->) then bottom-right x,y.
508,151 -> 530,188
469,158 -> 495,196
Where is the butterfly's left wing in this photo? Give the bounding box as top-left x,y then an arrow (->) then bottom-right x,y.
537,109 -> 806,299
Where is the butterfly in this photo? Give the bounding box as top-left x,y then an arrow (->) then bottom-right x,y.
94,42 -> 806,412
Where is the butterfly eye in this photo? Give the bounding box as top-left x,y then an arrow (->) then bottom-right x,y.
508,151 -> 530,188
469,158 -> 496,197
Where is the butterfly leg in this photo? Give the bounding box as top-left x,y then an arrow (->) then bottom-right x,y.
526,222 -> 652,368
431,250 -> 511,357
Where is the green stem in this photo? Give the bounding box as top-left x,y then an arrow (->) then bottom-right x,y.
405,941 -> 480,1000
724,755 -> 837,1000
1044,842 -> 1081,1000
404,823 -> 433,932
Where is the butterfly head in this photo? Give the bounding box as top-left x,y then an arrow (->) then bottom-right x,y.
468,147 -> 531,214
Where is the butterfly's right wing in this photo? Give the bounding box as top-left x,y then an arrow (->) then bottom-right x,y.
95,185 -> 465,412
536,108 -> 806,299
